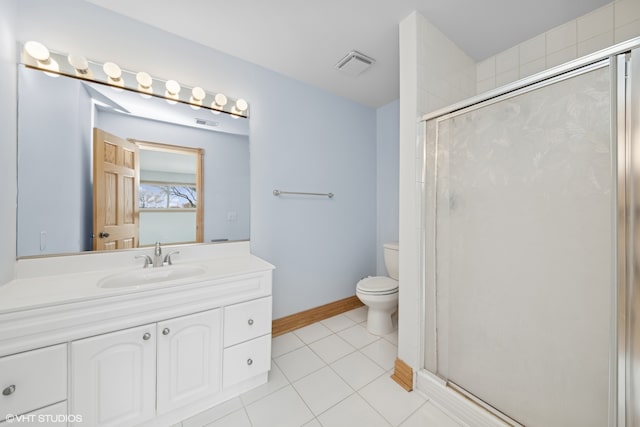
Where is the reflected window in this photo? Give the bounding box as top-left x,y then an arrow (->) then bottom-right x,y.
140,183 -> 197,209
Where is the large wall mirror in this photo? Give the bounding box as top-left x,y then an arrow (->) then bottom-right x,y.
17,65 -> 250,258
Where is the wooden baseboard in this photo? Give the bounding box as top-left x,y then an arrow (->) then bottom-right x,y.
391,358 -> 413,391
272,295 -> 364,337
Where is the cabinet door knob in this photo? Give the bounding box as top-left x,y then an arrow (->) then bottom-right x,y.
2,385 -> 15,396
162,328 -> 170,335
247,358 -> 253,366
247,318 -> 254,326
143,332 -> 151,340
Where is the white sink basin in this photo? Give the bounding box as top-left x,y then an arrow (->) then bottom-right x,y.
98,265 -> 207,288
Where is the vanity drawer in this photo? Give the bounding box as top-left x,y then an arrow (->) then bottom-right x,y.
223,334 -> 271,388
0,344 -> 67,419
223,297 -> 272,347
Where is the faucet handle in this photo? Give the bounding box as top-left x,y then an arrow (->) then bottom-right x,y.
163,251 -> 180,266
135,254 -> 153,268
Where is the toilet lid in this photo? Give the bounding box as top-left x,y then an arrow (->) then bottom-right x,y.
357,276 -> 398,294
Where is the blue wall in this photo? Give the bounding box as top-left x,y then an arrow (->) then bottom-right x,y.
13,0 -> 378,317
376,100 -> 400,275
17,68 -> 93,256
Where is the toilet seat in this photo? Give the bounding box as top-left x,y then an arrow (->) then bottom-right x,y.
357,276 -> 398,295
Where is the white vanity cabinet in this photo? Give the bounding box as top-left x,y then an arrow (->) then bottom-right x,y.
71,309 -> 222,426
0,249 -> 274,427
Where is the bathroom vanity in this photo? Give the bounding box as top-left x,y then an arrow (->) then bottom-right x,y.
0,242 -> 273,426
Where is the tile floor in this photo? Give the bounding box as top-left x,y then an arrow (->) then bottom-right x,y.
178,306 -> 462,427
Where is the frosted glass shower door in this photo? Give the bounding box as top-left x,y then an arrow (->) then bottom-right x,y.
431,64 -> 613,426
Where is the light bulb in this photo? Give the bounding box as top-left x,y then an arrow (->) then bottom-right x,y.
235,98 -> 248,112
103,62 -> 124,87
24,41 -> 50,62
214,93 -> 227,107
68,54 -> 92,78
165,80 -> 181,103
24,41 -> 59,75
190,86 -> 205,109
136,72 -> 153,95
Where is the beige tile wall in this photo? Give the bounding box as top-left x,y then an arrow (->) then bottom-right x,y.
417,16 -> 476,114
477,0 -> 640,93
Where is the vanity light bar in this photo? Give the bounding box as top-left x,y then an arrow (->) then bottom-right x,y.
20,41 -> 249,118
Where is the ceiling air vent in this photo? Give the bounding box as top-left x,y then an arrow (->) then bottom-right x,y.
195,118 -> 219,127
335,50 -> 375,77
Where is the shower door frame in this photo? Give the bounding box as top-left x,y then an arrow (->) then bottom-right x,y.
419,37 -> 640,427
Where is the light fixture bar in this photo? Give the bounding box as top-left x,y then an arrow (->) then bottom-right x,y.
20,41 -> 250,118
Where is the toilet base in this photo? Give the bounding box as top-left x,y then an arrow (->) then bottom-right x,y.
366,308 -> 395,335
356,289 -> 398,336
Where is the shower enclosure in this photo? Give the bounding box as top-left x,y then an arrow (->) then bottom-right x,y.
421,41 -> 640,426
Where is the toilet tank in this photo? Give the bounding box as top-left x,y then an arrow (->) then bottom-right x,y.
383,242 -> 399,280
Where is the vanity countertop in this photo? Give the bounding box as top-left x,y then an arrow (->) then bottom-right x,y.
0,254 -> 274,315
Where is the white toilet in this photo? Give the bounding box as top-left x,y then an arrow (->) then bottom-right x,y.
356,242 -> 399,336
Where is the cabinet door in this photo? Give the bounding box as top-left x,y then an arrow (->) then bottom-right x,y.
71,324 -> 156,427
156,309 -> 222,414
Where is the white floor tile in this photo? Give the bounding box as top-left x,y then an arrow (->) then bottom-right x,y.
399,401 -> 462,427
318,393 -> 391,427
182,397 -> 243,427
293,366 -> 353,415
337,324 -> 380,349
321,314 -> 357,332
302,420 -> 322,427
308,334 -> 355,364
273,346 -> 326,382
359,375 -> 426,426
245,385 -> 314,427
343,306 -> 368,323
205,408 -> 252,427
240,363 -> 289,406
271,332 -> 305,358
330,351 -> 386,390
361,339 -> 398,371
293,322 -> 333,344
383,330 -> 398,346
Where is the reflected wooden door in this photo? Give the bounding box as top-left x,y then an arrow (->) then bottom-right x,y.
93,128 -> 139,251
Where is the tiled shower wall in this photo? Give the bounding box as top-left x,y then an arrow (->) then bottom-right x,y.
417,16 -> 476,114
398,12 -> 476,371
477,0 -> 640,93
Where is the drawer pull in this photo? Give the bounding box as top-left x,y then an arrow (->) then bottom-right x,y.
162,328 -> 171,335
2,385 -> 15,396
143,332 -> 151,341
247,318 -> 254,326
247,358 -> 253,366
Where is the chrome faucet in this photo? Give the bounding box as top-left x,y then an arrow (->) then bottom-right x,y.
153,242 -> 163,267
135,242 -> 179,268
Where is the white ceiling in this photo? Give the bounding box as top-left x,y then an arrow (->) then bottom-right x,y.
84,0 -> 612,108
